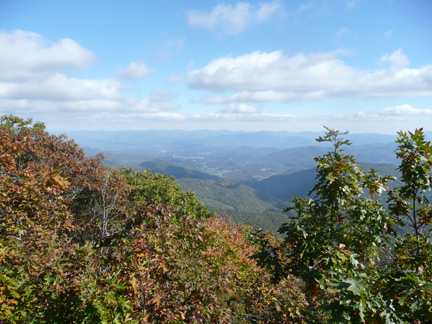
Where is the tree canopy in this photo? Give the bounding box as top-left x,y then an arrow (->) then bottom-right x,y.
254,127 -> 432,323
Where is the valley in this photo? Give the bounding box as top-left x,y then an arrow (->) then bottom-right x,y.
62,129 -> 426,233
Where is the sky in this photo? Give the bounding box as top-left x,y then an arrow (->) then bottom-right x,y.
0,0 -> 431,133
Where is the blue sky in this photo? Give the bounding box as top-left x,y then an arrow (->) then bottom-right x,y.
0,0 -> 431,133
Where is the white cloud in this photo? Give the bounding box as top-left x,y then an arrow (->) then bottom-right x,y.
202,90 -> 297,104
382,104 -> 432,115
0,96 -> 179,115
136,112 -> 187,120
334,111 -> 397,122
188,49 -> 432,102
0,30 -> 178,120
0,30 -> 95,81
220,103 -> 259,114
127,98 -> 179,113
380,49 -> 410,67
182,102 -> 295,122
189,49 -> 352,92
332,104 -> 432,122
191,111 -> 295,121
186,1 -> 281,35
117,60 -> 154,80
0,73 -> 122,101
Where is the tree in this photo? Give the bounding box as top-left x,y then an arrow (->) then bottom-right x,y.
388,129 -> 432,273
0,114 -> 45,133
255,127 -> 432,323
0,116 -> 131,321
122,168 -> 213,222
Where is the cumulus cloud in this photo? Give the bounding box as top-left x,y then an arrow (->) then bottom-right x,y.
382,104 -> 432,115
126,98 -> 179,113
0,96 -> 179,115
380,49 -> 410,67
188,49 -> 432,102
0,30 -> 95,81
0,30 -> 177,120
186,1 -> 281,35
0,74 -> 123,101
117,60 -> 154,80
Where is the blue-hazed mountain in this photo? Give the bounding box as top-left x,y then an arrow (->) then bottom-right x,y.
255,143 -> 399,171
62,130 -> 320,151
139,158 -> 220,181
246,162 -> 400,202
137,158 -> 290,232
70,129 -> 428,182
63,129 -> 412,155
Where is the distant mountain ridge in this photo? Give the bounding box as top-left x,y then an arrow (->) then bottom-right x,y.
71,129 -> 428,181
63,129 -> 419,152
137,154 -> 402,233
139,158 -> 220,181
246,162 -> 400,202
139,159 -> 289,232
63,129 -> 430,232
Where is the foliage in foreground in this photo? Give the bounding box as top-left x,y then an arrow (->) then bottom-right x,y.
0,115 -> 306,323
254,127 -> 432,323
2,114 -> 431,323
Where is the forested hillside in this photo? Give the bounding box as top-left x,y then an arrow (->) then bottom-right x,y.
135,160 -> 287,232
176,178 -> 287,232
139,158 -> 220,181
2,115 -> 432,323
0,116 -> 306,323
138,159 -> 400,233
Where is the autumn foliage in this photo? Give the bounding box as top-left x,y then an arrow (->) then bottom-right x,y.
0,116 -> 306,323
3,115 -> 431,323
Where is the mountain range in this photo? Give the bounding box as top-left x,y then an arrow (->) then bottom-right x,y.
60,129 -> 430,232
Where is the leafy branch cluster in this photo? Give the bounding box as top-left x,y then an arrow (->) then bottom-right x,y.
253,127 -> 432,323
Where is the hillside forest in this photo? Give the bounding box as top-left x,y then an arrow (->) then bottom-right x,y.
68,128 -> 422,234
1,115 -> 432,323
